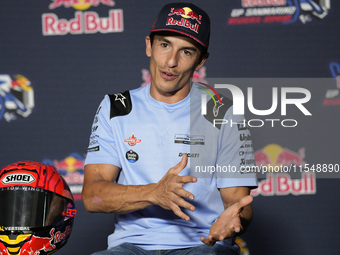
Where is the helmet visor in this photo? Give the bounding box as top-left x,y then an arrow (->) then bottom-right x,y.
0,187 -> 69,229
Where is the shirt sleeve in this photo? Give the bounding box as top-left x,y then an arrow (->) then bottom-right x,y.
84,95 -> 121,168
215,106 -> 258,189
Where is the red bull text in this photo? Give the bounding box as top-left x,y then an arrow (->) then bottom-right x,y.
42,10 -> 123,35
251,172 -> 316,196
166,7 -> 202,34
249,144 -> 316,196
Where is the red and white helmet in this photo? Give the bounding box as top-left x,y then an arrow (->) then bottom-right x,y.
0,161 -> 77,255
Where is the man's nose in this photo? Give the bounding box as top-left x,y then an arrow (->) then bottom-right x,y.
166,51 -> 179,68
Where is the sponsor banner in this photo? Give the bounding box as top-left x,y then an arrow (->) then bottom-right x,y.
0,74 -> 34,123
251,172 -> 316,196
323,62 -> 340,106
226,0 -> 331,25
251,144 -> 316,196
48,0 -> 115,10
42,153 -> 85,200
252,143 -> 317,196
42,0 -> 124,36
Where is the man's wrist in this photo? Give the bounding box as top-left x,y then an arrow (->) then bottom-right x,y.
144,183 -> 158,205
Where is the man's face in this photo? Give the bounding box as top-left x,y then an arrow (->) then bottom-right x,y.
145,33 -> 207,103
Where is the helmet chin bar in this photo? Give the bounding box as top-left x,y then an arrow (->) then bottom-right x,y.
0,217 -> 75,255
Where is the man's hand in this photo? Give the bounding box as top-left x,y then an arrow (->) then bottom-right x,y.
200,195 -> 253,246
153,154 -> 197,221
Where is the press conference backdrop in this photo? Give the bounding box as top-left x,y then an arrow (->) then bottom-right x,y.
1,1 -> 339,254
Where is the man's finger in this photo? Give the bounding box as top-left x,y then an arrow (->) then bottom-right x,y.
200,236 -> 216,246
172,153 -> 188,175
177,175 -> 197,184
237,195 -> 253,210
174,187 -> 195,200
173,196 -> 195,211
233,225 -> 242,234
170,203 -> 191,221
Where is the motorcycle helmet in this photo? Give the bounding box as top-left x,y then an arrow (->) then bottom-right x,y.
0,161 -> 77,255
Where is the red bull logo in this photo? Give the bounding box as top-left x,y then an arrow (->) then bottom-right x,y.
168,7 -> 202,24
22,229 -> 56,254
49,0 -> 115,11
166,7 -> 201,34
43,0 -> 123,36
251,172 -> 316,196
254,144 -> 306,167
42,9 -> 124,36
0,227 -> 72,255
22,227 -> 72,254
42,153 -> 84,201
54,155 -> 84,172
251,144 -> 316,196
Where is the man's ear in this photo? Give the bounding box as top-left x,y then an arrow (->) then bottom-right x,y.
145,36 -> 152,57
196,53 -> 209,71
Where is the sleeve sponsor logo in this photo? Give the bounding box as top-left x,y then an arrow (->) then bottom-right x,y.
87,146 -> 100,152
114,93 -> 127,108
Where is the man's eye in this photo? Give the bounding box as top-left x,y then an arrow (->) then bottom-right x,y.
161,43 -> 168,48
184,50 -> 192,56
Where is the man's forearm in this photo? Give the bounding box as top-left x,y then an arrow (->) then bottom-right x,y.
82,181 -> 157,214
82,155 -> 195,220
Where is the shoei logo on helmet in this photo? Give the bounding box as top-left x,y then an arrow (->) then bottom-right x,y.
1,173 -> 36,185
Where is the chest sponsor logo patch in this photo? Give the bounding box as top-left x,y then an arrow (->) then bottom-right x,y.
124,134 -> 142,146
126,150 -> 139,163
174,134 -> 205,145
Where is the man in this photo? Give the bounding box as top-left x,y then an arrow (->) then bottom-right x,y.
82,2 -> 257,254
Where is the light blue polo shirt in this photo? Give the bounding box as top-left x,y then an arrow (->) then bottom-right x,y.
85,83 -> 257,250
